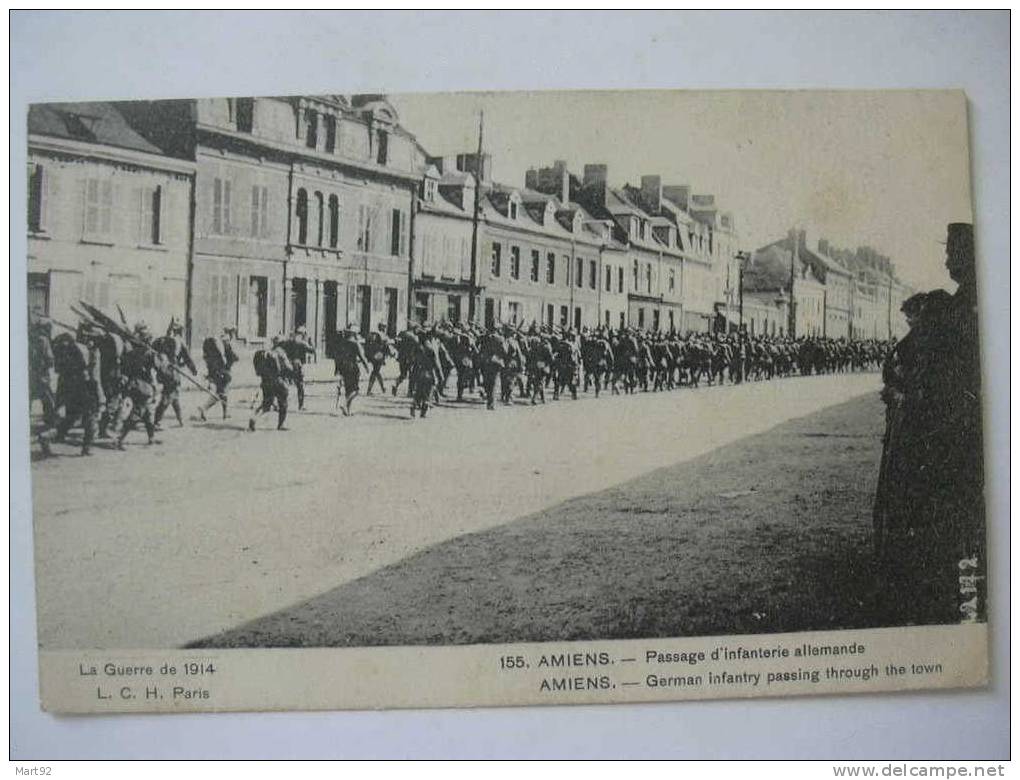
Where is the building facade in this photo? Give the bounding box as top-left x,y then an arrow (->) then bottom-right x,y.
140,94 -> 424,351
26,102 -> 194,332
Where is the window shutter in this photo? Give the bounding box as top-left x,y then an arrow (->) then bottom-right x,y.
400,211 -> 408,257
135,186 -> 145,243
250,185 -> 260,237
260,187 -> 269,238
212,178 -> 222,234
102,180 -> 114,236
223,180 -> 232,233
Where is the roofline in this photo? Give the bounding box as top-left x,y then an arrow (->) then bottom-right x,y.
195,122 -> 422,185
29,133 -> 196,176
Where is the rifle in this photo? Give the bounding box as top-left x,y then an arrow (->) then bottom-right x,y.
73,301 -> 221,403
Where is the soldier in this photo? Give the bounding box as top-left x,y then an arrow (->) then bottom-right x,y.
477,327 -> 508,411
390,326 -> 420,398
38,326 -> 104,457
365,324 -> 395,397
501,327 -> 526,405
333,328 -> 370,416
198,327 -> 239,421
552,331 -> 580,401
280,327 -> 316,410
408,335 -> 443,419
113,323 -> 161,450
153,318 -> 197,429
28,316 -> 57,429
526,331 -> 554,405
248,335 -> 292,431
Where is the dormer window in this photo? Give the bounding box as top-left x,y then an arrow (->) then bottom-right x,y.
639,220 -> 647,241
376,129 -> 388,165
509,199 -> 518,220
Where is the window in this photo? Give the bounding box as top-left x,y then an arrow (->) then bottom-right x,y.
508,301 -> 521,325
490,243 -> 502,277
509,200 -> 518,220
423,178 -> 436,202
618,267 -> 624,293
668,310 -> 675,331
212,177 -> 231,235
560,306 -> 568,327
447,295 -> 461,324
576,257 -> 583,288
633,260 -> 639,291
574,307 -> 581,330
530,250 -> 540,282
639,221 -> 646,240
357,204 -> 373,252
638,308 -> 645,329
589,259 -> 597,290
140,185 -> 163,244
510,247 -> 521,280
390,209 -> 407,257
235,98 -> 254,133
414,292 -> 429,325
547,304 -> 555,326
84,177 -> 113,239
28,164 -> 46,232
295,188 -> 308,244
305,110 -> 318,148
546,253 -> 556,284
324,115 -> 337,153
619,312 -> 625,329
250,184 -> 269,239
646,264 -> 652,293
376,130 -> 388,165
328,195 -> 340,248
315,192 -> 325,246
605,265 -> 612,292
562,255 -> 570,286
669,268 -> 675,292
652,309 -> 660,332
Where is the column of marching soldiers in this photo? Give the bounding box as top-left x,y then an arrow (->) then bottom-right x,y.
28,301 -> 893,457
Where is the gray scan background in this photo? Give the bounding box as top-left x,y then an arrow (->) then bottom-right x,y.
9,10 -> 1010,759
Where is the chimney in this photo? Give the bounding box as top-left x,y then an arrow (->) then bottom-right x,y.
662,185 -> 690,211
455,152 -> 491,183
529,161 -> 572,204
553,160 -> 569,203
582,163 -> 608,208
818,238 -> 830,256
640,175 -> 662,213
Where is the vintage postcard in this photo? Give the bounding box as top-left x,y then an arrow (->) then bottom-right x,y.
23,89 -> 987,713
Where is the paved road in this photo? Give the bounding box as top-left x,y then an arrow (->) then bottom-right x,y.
30,372 -> 881,649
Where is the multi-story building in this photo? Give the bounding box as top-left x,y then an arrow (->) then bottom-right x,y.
480,180 -> 605,331
26,102 -> 194,331
571,165 -> 685,333
747,230 -> 826,337
411,163 -> 475,324
811,238 -> 853,339
137,94 -> 424,350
